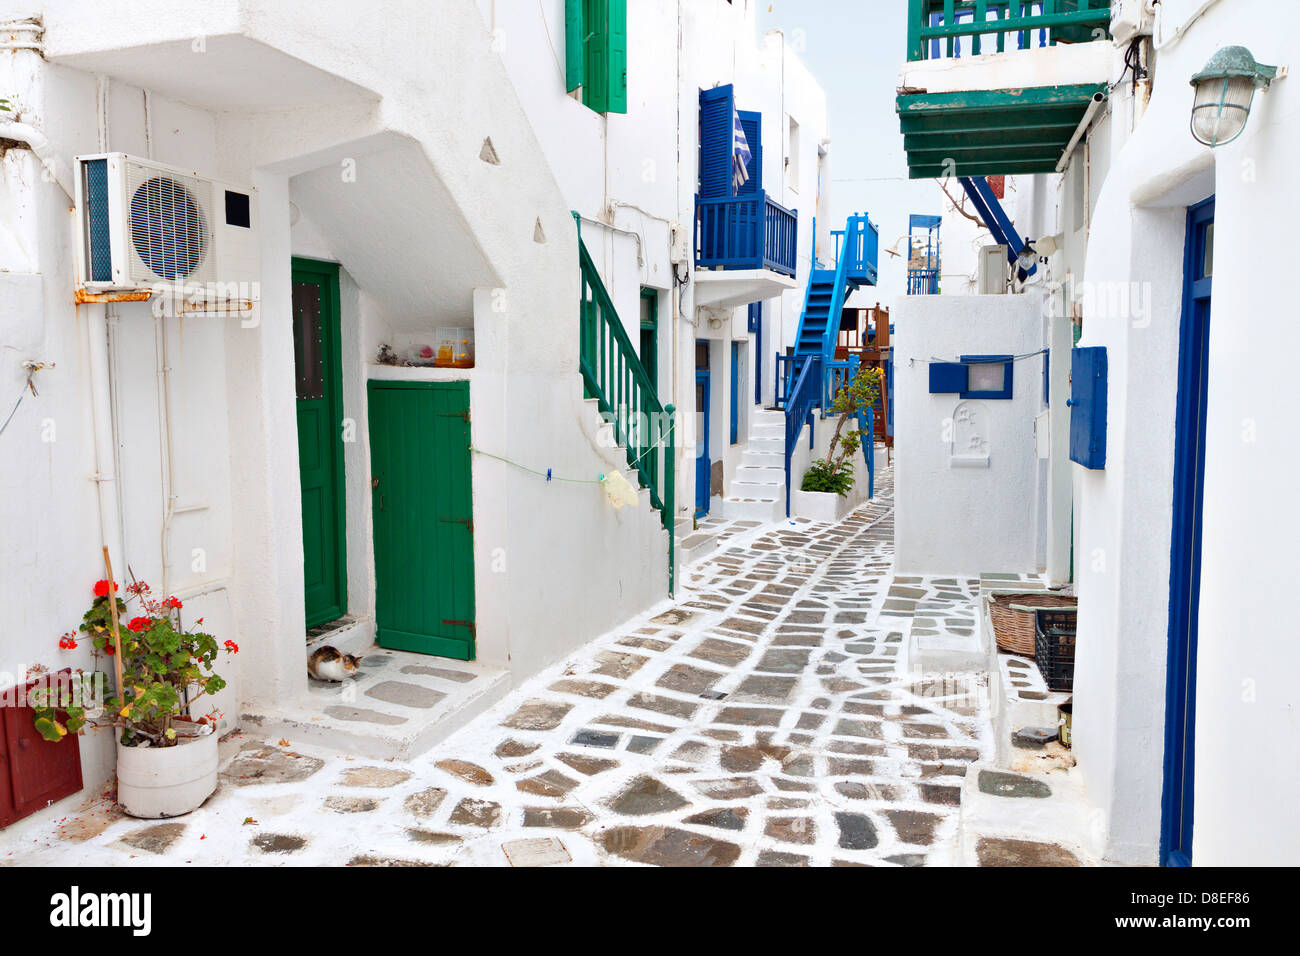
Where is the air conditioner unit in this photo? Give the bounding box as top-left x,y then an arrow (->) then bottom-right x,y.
978,244 -> 1008,295
1111,0 -> 1154,46
75,153 -> 259,293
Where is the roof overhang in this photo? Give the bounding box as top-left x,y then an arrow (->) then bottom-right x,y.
693,269 -> 797,310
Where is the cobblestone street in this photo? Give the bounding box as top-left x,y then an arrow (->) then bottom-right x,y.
4,467 -> 997,867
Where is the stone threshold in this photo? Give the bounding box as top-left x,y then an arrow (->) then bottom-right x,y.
242,645 -> 511,761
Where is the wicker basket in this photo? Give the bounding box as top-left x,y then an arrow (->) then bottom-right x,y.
988,592 -> 1077,657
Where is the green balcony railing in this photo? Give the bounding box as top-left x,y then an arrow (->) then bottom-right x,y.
907,0 -> 1111,62
575,216 -> 676,594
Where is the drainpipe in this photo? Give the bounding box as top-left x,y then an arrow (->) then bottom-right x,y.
0,118 -> 74,200
1055,92 -> 1105,174
89,305 -> 126,577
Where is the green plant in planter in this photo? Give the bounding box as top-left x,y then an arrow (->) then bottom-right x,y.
30,577 -> 236,746
799,366 -> 882,497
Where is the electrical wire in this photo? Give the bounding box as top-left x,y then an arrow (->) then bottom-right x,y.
473,420 -> 678,484
908,348 -> 1048,367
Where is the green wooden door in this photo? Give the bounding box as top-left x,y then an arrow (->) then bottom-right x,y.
293,258 -> 347,628
367,380 -> 476,659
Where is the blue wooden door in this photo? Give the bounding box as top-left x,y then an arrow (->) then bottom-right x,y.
695,346 -> 711,517
1161,196 -> 1214,867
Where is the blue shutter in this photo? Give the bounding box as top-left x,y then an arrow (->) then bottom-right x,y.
1069,346 -> 1107,469
929,362 -> 968,393
747,302 -> 761,334
737,109 -> 762,196
698,85 -> 735,200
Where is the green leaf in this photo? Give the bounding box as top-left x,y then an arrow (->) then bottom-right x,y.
34,716 -> 67,742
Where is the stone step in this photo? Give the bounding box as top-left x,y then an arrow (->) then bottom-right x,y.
751,423 -> 784,440
742,450 -> 783,467
721,495 -> 783,523
733,465 -> 784,484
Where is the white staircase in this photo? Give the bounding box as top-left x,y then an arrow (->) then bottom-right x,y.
722,408 -> 787,522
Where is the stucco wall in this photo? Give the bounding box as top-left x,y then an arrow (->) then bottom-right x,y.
893,293 -> 1045,577
1071,0 -> 1300,865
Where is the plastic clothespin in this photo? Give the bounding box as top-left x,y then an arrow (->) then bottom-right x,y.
546,468 -> 552,482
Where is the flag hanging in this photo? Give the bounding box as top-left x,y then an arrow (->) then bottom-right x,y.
732,107 -> 753,192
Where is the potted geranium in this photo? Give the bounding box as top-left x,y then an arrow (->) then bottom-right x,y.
32,572 -> 236,818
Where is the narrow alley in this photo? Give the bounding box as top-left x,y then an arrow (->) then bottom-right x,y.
4,468 -> 1018,867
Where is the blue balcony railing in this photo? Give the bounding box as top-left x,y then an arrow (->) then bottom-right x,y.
833,216 -> 880,286
907,0 -> 1111,62
695,191 -> 797,277
908,268 -> 940,295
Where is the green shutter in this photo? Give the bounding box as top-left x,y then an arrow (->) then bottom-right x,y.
565,0 -> 584,93
584,0 -> 609,113
606,0 -> 627,114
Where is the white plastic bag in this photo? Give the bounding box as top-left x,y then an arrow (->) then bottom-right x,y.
600,470 -> 640,510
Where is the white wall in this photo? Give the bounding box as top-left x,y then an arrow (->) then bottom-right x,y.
1071,0 -> 1300,865
893,293 -> 1045,576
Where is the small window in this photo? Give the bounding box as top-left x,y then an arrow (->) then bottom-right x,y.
959,354 -> 1014,400
695,342 -> 710,369
225,190 -> 251,228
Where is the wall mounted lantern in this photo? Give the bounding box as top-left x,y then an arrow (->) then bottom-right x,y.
1190,46 -> 1281,147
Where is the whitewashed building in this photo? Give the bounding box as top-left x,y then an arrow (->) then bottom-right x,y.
0,0 -> 832,830
892,0 -> 1299,865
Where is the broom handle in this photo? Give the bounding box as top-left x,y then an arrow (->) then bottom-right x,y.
102,546 -> 125,705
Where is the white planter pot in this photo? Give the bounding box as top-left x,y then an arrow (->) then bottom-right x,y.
116,733 -> 218,818
790,488 -> 853,523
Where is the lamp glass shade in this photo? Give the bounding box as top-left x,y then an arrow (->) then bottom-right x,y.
1190,75 -> 1257,146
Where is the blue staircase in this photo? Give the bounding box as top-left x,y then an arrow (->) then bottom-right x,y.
780,213 -> 879,515
957,176 -> 1038,281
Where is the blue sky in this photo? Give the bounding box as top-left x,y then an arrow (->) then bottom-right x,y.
759,0 -> 943,296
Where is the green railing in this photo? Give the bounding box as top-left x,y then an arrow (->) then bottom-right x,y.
907,0 -> 1111,62
575,219 -> 676,594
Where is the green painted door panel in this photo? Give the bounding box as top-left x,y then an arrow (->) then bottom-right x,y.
367,380 -> 475,660
293,259 -> 347,628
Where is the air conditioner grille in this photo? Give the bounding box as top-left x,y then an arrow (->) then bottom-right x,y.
125,163 -> 212,283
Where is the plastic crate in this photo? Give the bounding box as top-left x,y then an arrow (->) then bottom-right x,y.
1034,608 -> 1078,692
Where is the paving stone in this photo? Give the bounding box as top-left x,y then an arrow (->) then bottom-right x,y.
323,796 -> 381,813
884,809 -> 941,845
755,648 -> 812,673
764,817 -> 816,845
655,664 -> 724,695
1013,726 -> 1059,749
400,665 -> 476,683
732,674 -> 797,703
222,745 -> 325,786
449,798 -> 503,828
502,836 -> 571,867
364,680 -> 446,709
404,787 -> 449,817
602,826 -> 739,866
252,832 -> 306,854
339,766 -> 412,789
120,823 -> 186,854
405,829 -> 462,845
688,637 -> 753,668
976,837 -> 1080,867
596,714 -> 677,734
756,850 -> 809,867
693,777 -> 765,800
523,806 -> 594,829
607,776 -> 688,815
978,769 -> 1052,799
591,651 -> 649,679
627,692 -> 699,719
834,812 -> 879,850
495,739 -> 540,758
322,706 -> 408,726
650,608 -> 696,626
626,735 -> 664,754
555,752 -> 619,776
502,700 -> 573,731
886,853 -> 927,867
715,706 -> 784,727
919,784 -> 962,806
570,729 -> 620,748
683,807 -> 749,831
516,769 -> 580,797
348,855 -> 439,867
548,678 -> 619,699
436,759 -> 494,786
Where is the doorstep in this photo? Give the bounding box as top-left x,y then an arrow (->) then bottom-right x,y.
241,646 -> 510,761
955,763 -> 1104,866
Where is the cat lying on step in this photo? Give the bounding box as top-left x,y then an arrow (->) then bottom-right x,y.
308,645 -> 364,681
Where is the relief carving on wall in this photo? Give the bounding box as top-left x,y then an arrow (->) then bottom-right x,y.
950,400 -> 991,468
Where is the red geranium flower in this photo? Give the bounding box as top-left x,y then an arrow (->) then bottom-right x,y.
103,642 -> 115,655
58,633 -> 78,650
164,596 -> 183,609
127,617 -> 153,633
224,640 -> 239,654
126,581 -> 150,596
93,580 -> 116,597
